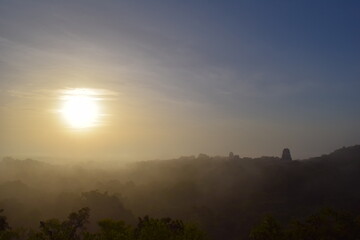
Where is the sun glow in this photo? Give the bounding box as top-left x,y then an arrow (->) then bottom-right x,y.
60,89 -> 100,129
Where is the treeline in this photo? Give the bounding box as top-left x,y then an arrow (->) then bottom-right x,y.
250,208 -> 360,240
1,145 -> 360,240
0,208 -> 206,240
2,207 -> 360,240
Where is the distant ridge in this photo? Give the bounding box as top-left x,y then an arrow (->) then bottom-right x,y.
328,145 -> 360,158
304,145 -> 360,162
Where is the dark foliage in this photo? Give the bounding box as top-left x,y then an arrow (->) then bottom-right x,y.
1,145 -> 360,240
0,208 -> 206,240
0,209 -> 10,231
250,208 -> 360,240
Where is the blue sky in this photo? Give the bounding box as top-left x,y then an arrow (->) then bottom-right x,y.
0,0 -> 359,160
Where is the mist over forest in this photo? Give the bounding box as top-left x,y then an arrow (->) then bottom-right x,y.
1,145 -> 360,239
2,0 -> 360,239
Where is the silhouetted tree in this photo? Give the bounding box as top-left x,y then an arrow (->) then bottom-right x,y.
30,207 -> 90,240
90,219 -> 133,240
251,208 -> 360,240
0,209 -> 10,231
249,215 -> 284,240
288,208 -> 360,240
134,216 -> 205,240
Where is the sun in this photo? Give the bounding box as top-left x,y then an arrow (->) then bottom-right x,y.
60,89 -> 100,129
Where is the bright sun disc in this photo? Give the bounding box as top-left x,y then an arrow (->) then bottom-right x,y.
60,89 -> 100,129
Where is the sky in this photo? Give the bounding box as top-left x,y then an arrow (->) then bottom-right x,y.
0,0 -> 360,161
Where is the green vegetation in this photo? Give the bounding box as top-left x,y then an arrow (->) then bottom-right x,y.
1,145 -> 360,239
250,208 -> 360,240
3,207 -> 360,240
0,208 -> 206,240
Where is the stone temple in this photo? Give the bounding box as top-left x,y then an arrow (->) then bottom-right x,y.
281,148 -> 292,161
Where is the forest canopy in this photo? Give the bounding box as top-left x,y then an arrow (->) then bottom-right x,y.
1,145 -> 360,240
